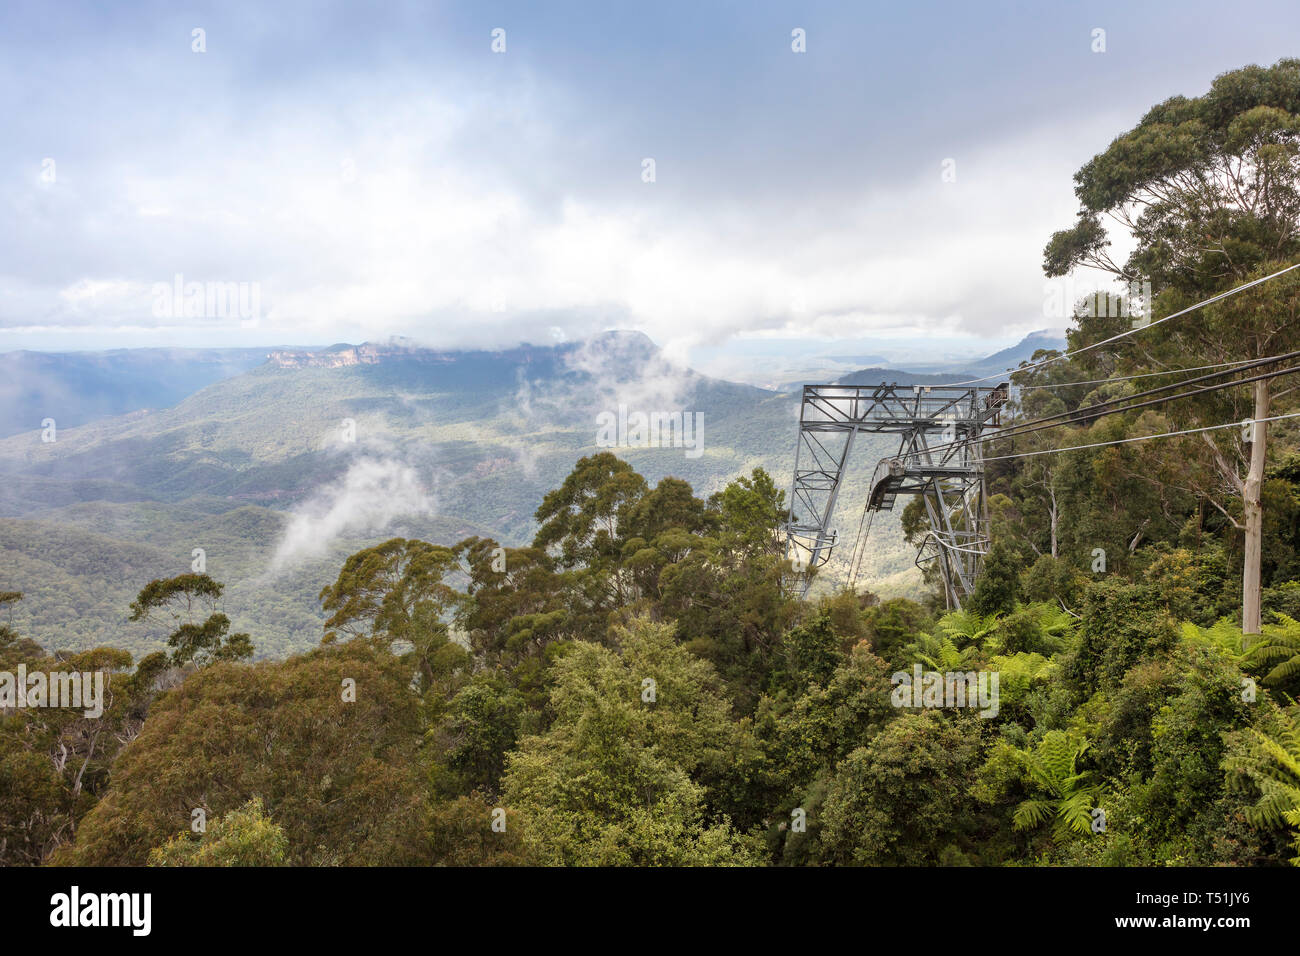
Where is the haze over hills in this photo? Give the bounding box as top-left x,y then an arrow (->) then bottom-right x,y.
0,332 -> 838,657
0,347 -> 275,438
0,329 -> 1056,658
953,329 -> 1068,377
772,329 -> 1066,391
833,329 -> 1066,384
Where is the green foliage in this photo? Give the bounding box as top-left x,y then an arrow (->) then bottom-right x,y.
432,674 -> 525,797
1223,704 -> 1300,865
988,603 -> 1074,656
1064,580 -> 1179,693
501,617 -> 765,865
319,537 -> 459,642
129,573 -> 253,667
1250,613 -> 1300,689
860,598 -> 931,661
936,608 -> 1003,651
318,537 -> 469,694
59,639 -> 426,866
1011,731 -> 1102,841
967,541 -> 1020,617
770,612 -> 845,692
1045,57 -> 1300,287
901,631 -> 967,672
988,652 -> 1054,717
819,712 -> 984,866
0,636 -> 158,866
148,797 -> 288,866
424,796 -> 535,866
767,641 -> 897,786
1180,618 -> 1251,664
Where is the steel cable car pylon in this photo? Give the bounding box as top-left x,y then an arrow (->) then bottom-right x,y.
783,381 -> 1009,608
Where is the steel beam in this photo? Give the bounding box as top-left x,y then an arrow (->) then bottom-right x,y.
784,381 -> 1008,607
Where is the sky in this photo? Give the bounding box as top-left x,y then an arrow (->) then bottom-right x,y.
3,0 -> 1298,366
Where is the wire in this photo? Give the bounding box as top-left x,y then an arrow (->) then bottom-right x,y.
845,500 -> 876,591
836,408 -> 1300,590
940,261 -> 1300,388
802,260 -> 1300,587
1016,356 -> 1271,390
965,361 -> 1300,453
980,411 -> 1300,463
903,351 -> 1300,463
842,362 -> 1300,585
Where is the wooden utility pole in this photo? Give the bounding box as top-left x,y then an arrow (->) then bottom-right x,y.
1242,379 -> 1270,635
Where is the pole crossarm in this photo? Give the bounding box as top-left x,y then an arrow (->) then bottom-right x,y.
784,381 -> 1009,607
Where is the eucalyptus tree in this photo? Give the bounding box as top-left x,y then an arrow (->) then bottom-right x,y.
1044,58 -> 1300,631
129,574 -> 253,666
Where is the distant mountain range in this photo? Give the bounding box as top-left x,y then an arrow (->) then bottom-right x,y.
834,367 -> 984,387
0,329 -> 1068,438
0,347 -> 273,438
1,331 -> 913,658
958,329 -> 1068,375
0,327 -> 1066,658
780,329 -> 1066,390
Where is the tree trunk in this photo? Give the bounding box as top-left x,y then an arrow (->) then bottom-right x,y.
1048,481 -> 1059,559
1242,380 -> 1270,635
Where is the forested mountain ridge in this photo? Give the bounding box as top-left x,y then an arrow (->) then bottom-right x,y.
0,328 -> 1073,657
0,330 -> 918,657
833,330 -> 1068,385
0,347 -> 273,438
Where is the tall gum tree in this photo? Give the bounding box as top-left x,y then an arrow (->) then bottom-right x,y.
1044,58 -> 1300,632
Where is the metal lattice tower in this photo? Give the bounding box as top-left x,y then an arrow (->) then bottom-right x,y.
784,382 -> 1009,608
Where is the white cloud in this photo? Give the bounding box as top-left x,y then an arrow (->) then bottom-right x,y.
270,457 -> 433,571
1,67 -> 1128,357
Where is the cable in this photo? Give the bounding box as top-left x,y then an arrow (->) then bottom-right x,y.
841,361 -> 1300,585
843,456 -> 881,590
930,356 -> 1292,460
940,262 -> 1300,388
836,408 -> 1300,592
980,411 -> 1300,463
965,360 -> 1300,454
1016,356 -> 1271,390
806,260 -> 1300,586
845,501 -> 876,591
903,351 -> 1300,463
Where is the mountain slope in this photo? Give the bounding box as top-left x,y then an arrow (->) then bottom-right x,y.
0,347 -> 274,438
0,331 -> 918,656
833,330 -> 1067,384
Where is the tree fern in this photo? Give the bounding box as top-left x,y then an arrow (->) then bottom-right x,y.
1013,731 -> 1102,840
936,609 -> 1001,650
901,631 -> 967,672
1223,704 -> 1300,865
1181,618 -> 1250,664
1250,614 -> 1300,687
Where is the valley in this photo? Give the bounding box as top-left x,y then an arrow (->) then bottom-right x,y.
3,330 -> 1020,658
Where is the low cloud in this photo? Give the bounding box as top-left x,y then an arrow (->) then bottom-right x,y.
562,332 -> 698,414
0,12 -> 1132,357
270,457 -> 433,571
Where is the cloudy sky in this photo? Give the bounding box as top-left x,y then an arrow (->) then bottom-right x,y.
3,0 -> 1298,364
